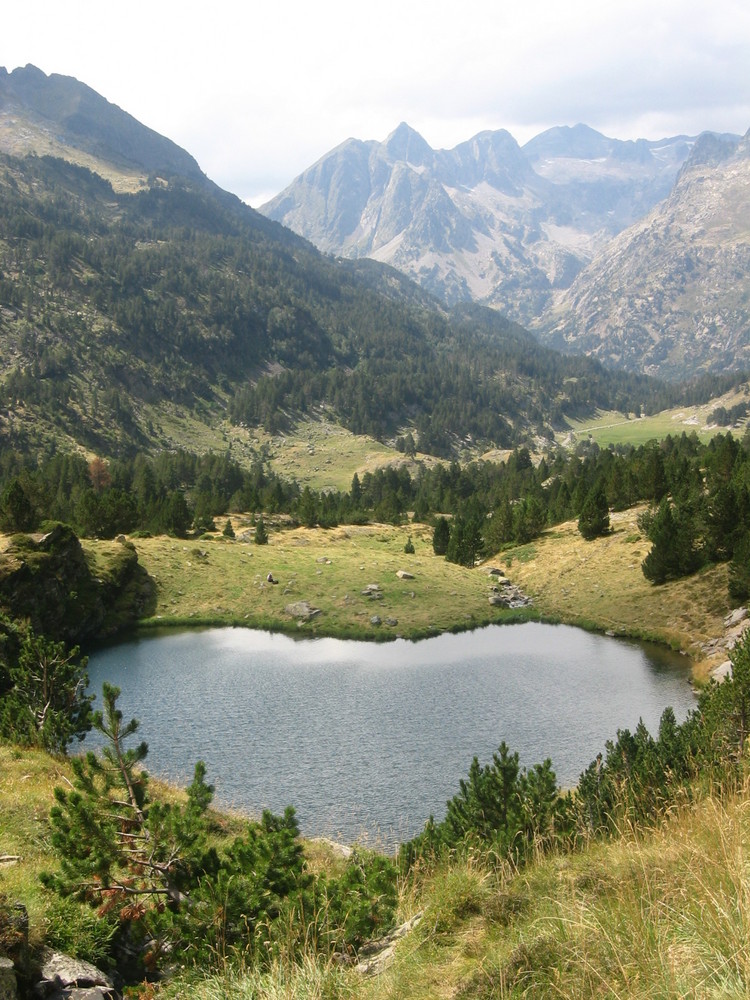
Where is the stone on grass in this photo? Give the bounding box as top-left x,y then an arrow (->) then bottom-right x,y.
285,601 -> 321,621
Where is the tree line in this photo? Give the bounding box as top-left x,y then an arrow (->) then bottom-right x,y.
3,428 -> 750,596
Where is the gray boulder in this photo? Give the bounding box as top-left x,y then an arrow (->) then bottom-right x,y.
284,601 -> 322,621
36,950 -> 114,997
0,956 -> 17,1000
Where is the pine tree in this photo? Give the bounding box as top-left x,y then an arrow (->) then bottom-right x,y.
254,515 -> 269,545
578,483 -> 610,540
432,516 -> 450,555
729,530 -> 750,603
43,683 -> 214,957
0,479 -> 35,532
0,633 -> 93,752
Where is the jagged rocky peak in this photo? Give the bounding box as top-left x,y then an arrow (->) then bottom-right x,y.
260,119 -> 740,343
447,128 -> 532,191
382,122 -> 434,167
678,130 -> 743,173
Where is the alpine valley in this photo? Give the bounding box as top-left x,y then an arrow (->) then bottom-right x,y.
263,121 -> 750,380
0,64 -> 744,466
6,63 -> 750,1000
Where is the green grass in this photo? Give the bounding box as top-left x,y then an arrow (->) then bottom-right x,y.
110,503 -> 732,681
561,398 -> 750,449
129,520 -> 534,641
502,507 -> 731,680
142,785 -> 750,1000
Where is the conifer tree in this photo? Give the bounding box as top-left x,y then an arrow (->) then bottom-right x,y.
43,683 -> 214,957
578,483 -> 610,540
432,516 -> 450,555
0,633 -> 93,752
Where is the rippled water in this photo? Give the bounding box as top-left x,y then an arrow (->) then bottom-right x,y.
85,623 -> 696,847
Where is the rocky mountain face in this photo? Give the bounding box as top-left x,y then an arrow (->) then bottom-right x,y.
261,122 -> 699,329
0,64 -> 205,187
537,131 -> 750,378
0,71 -> 672,463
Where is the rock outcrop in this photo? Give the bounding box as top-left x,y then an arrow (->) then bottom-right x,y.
488,577 -> 532,609
36,949 -> 117,999
0,526 -> 154,648
355,912 -> 423,976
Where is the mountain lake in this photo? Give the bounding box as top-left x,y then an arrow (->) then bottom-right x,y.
85,622 -> 697,849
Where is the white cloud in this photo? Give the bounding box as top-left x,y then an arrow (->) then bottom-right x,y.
2,0 -> 749,203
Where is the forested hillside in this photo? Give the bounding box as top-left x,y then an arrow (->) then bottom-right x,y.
0,149 -> 715,463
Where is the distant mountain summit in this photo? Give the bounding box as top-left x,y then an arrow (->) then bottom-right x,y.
539,130 -> 750,378
0,64 -> 204,187
261,122 -> 699,328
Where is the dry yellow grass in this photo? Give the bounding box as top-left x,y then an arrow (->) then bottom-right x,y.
499,507 -> 731,678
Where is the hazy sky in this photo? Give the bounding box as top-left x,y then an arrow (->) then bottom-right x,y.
3,0 -> 749,205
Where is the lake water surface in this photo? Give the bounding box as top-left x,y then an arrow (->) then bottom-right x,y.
86,623 -> 696,848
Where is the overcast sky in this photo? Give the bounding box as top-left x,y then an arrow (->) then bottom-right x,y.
3,0 -> 750,205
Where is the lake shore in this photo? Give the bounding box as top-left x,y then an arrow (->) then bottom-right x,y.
97,506 -> 736,682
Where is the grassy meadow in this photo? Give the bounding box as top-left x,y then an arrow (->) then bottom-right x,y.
561,387 -> 750,450
85,502 -> 734,682
120,519 -> 532,641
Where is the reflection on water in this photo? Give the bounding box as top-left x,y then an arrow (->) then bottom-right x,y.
85,622 -> 695,848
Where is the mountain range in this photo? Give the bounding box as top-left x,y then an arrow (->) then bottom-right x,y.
2,65 -> 691,463
262,122 -> 750,380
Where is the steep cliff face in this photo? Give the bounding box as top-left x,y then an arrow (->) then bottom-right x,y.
540,132 -> 750,378
0,525 -> 154,646
261,123 -> 699,327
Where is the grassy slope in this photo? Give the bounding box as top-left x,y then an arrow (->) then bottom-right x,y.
499,508 -> 731,680
106,504 -> 732,677
125,520 -> 532,640
351,789 -> 750,1000
5,734 -> 750,1000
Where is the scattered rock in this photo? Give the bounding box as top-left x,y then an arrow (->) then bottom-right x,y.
487,567 -> 505,577
355,913 -> 423,976
370,615 -> 382,626
699,607 -> 750,658
37,950 -> 115,997
488,578 -> 532,608
725,607 -> 748,629
311,837 -> 353,859
362,583 -> 381,594
489,595 -> 510,607
396,570 -> 415,580
712,659 -> 733,682
284,601 -> 321,621
384,617 -> 398,627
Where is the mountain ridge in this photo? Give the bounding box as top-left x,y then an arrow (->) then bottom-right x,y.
539,130 -> 750,377
0,77 -> 674,463
261,121 -> 708,330
0,64 -> 206,189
